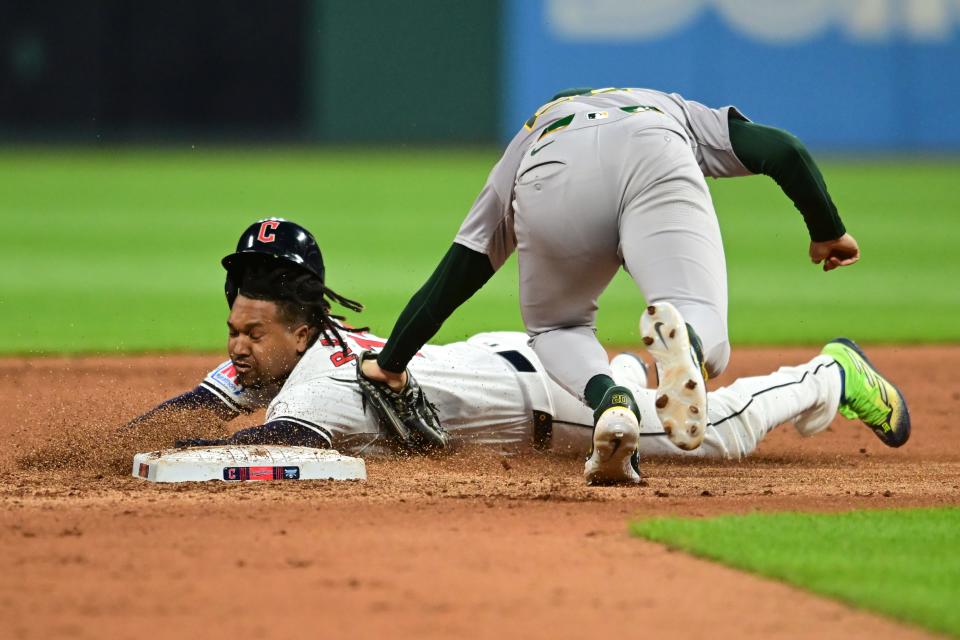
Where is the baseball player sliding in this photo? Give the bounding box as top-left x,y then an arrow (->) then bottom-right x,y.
124,220 -> 910,480
356,87 -> 892,484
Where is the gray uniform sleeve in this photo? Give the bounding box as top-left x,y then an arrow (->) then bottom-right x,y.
454,126 -> 541,270
672,95 -> 752,179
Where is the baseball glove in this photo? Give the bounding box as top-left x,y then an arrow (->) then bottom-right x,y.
356,351 -> 449,453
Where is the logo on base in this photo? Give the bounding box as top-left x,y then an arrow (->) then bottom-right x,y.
222,466 -> 301,481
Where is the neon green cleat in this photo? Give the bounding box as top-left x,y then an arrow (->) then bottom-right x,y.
821,338 -> 911,447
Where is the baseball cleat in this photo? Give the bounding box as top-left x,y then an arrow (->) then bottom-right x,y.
610,352 -> 650,389
584,387 -> 641,485
640,303 -> 708,451
821,338 -> 911,447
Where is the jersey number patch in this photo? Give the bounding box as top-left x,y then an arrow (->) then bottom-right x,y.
322,334 -> 390,368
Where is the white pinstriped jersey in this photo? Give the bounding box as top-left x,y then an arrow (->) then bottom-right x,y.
200,330 -> 590,455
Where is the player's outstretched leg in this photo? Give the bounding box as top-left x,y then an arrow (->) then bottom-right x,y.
584,386 -> 641,485
821,338 -> 911,447
640,302 -> 708,450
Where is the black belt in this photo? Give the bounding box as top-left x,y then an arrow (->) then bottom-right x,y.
496,350 -> 554,450
495,349 -> 537,372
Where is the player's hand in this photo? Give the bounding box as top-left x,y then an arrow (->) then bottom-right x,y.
809,233 -> 860,272
359,357 -> 408,392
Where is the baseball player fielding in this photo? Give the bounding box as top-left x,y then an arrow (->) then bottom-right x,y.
358,86 -> 865,484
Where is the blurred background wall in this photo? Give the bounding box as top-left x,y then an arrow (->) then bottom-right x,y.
504,0 -> 960,150
3,0 -> 960,149
1,1 -> 310,141
0,0 -> 500,143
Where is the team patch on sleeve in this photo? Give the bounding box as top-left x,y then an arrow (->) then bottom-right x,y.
210,361 -> 240,390
201,360 -> 260,413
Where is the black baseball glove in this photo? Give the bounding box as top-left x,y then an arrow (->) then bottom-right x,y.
356,351 -> 449,453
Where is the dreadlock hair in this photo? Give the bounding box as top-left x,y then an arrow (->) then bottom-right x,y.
233,255 -> 365,355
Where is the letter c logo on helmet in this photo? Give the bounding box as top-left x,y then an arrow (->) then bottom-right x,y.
221,217 -> 327,306
256,220 -> 280,243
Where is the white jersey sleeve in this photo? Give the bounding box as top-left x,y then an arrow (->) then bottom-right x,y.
264,332 -> 400,456
200,360 -> 271,415
265,376 -> 369,451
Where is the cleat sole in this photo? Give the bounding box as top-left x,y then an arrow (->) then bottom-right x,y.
640,303 -> 708,450
584,407 -> 641,485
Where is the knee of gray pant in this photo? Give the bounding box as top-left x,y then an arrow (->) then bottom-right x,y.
704,340 -> 731,378
526,327 -> 611,401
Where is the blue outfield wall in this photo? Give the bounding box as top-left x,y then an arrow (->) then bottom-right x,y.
502,0 -> 960,150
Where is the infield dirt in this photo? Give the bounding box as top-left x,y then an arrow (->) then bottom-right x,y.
2,346 -> 958,639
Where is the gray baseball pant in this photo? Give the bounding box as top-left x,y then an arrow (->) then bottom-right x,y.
513,112 -> 730,401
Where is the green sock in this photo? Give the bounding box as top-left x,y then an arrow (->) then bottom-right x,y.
586,376 -> 640,423
584,374 -> 616,410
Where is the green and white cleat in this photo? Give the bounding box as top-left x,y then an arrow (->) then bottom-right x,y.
584,386 -> 641,486
640,303 -> 708,451
821,338 -> 911,447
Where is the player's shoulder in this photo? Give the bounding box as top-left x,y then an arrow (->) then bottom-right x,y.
339,329 -> 390,355
293,329 -> 393,376
200,359 -> 265,412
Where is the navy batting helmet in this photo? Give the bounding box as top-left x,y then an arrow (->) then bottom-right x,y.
222,218 -> 325,305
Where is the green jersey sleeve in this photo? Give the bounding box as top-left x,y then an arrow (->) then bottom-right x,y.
375,242 -> 495,373
728,115 -> 846,242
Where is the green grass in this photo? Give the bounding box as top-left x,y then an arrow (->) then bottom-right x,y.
632,508 -> 960,637
2,148 -> 958,353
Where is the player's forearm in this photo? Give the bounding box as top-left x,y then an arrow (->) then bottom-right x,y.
123,387 -> 234,433
728,116 -> 846,242
377,242 -> 495,372
225,421 -> 330,448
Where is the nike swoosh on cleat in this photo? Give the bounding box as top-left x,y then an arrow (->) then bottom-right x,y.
608,437 -> 621,460
654,321 -> 668,348
530,140 -> 555,156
